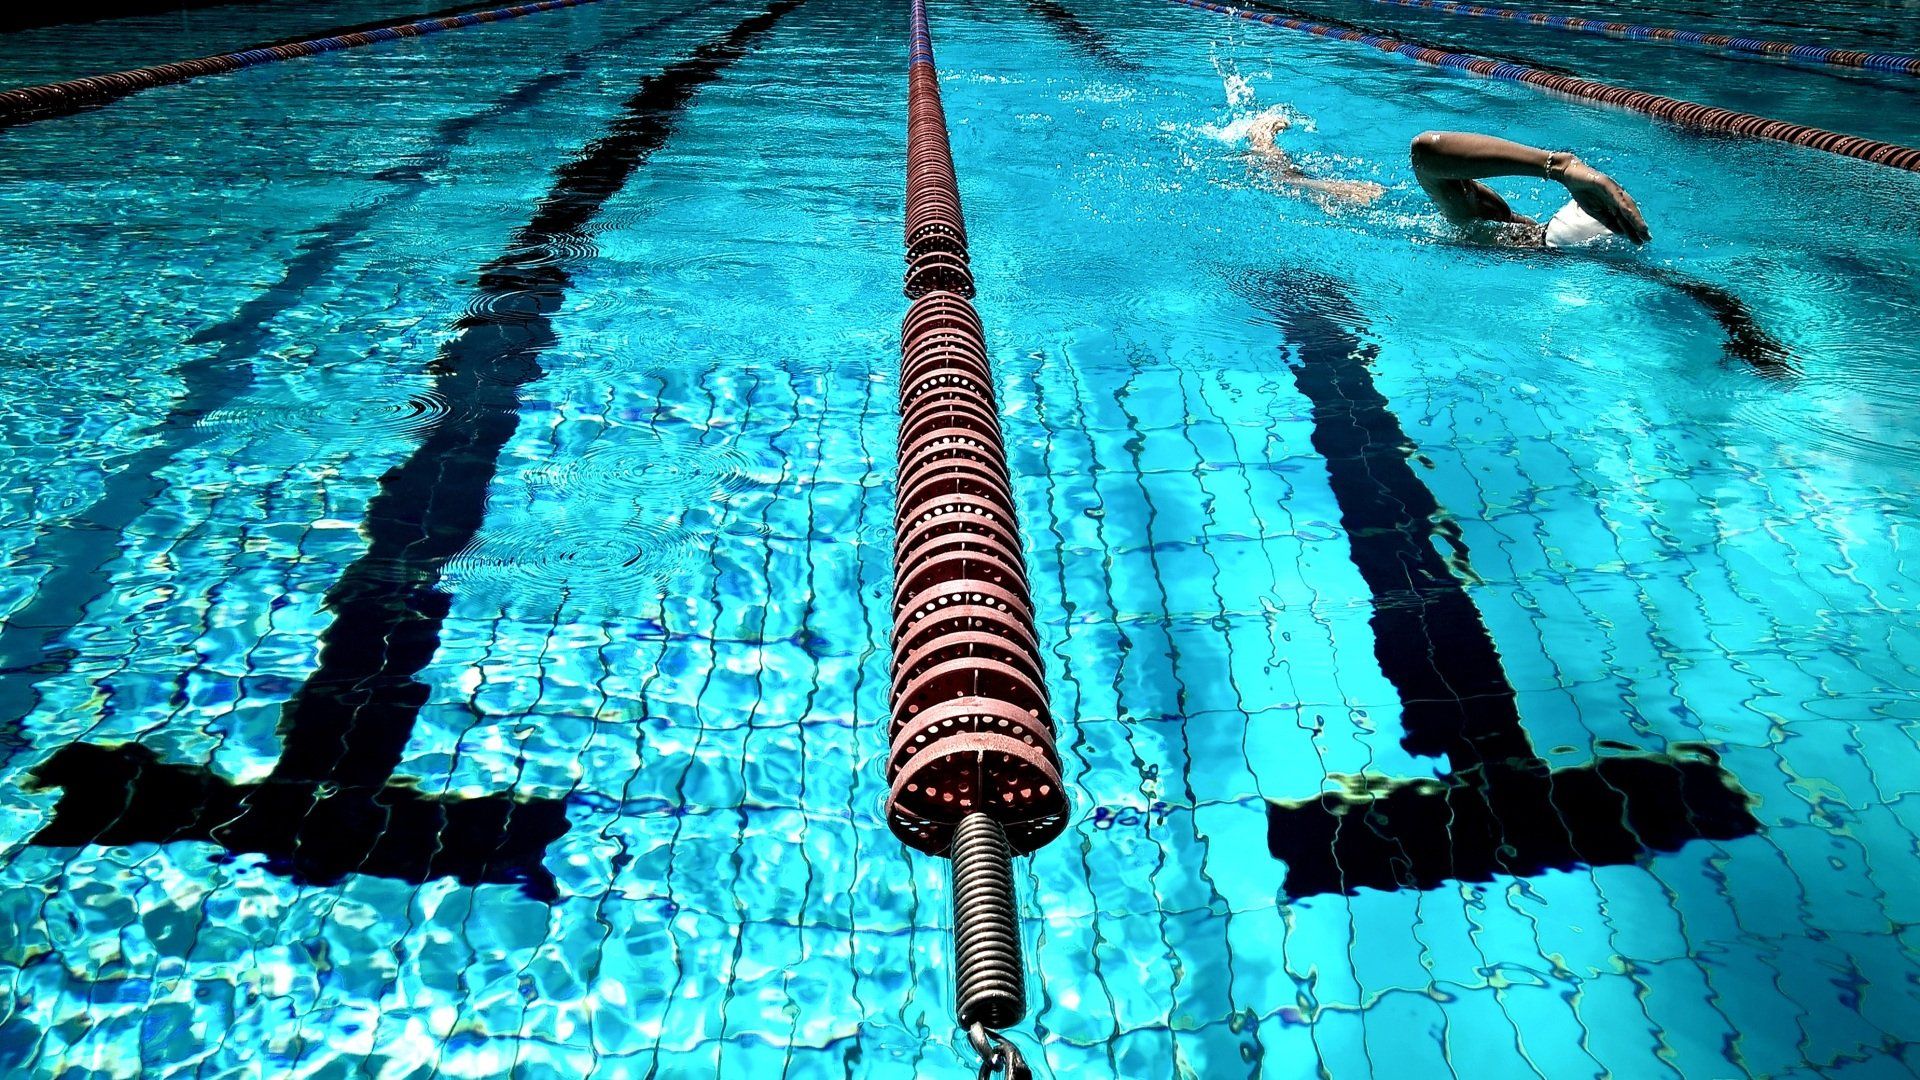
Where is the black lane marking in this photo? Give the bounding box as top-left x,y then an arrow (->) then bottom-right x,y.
1242,269 -> 1758,896
273,0 -> 802,787
1024,0 -> 1143,72
26,0 -> 806,901
0,0 -> 722,753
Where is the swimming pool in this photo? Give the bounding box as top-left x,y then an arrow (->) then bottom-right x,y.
1,0 -> 1917,1075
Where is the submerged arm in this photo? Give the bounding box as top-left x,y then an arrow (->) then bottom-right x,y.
1250,120 -> 1385,206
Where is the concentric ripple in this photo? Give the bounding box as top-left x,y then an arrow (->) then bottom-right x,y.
199,382 -> 457,445
442,515 -> 696,617
495,231 -> 602,271
521,434 -> 766,508
460,284 -> 560,326
1733,367 -> 1920,468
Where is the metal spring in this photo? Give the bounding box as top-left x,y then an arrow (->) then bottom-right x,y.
895,8 -> 1063,1072
950,813 -> 1026,1030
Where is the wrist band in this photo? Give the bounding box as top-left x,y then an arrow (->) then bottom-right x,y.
1543,150 -> 1571,181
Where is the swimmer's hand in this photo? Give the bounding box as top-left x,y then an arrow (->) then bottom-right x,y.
1556,158 -> 1651,244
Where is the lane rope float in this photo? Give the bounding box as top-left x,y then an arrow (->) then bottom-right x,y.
894,0 -> 1066,1074
1170,0 -> 1920,173
1352,0 -> 1920,77
0,0 -> 611,129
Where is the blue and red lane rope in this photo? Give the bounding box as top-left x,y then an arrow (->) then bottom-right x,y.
1354,0 -> 1920,78
0,0 -> 608,128
1171,0 -> 1920,173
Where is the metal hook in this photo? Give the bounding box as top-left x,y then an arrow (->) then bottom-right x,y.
968,1023 -> 1032,1080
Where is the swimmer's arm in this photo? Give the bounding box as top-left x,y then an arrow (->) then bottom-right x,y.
1637,265 -> 1797,377
1409,130 -> 1558,181
1410,130 -> 1651,242
1253,138 -> 1385,205
1250,140 -> 1304,179
1409,131 -> 1551,225
1278,173 -> 1387,205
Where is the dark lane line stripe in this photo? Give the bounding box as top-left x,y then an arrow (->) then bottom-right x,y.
0,0 -> 722,755
1022,0 -> 1142,72
1028,0 -> 1569,80
21,0 -> 804,900
1241,269 -> 1757,895
1251,271 -> 1534,772
1,0 -> 321,34
272,0 -> 807,788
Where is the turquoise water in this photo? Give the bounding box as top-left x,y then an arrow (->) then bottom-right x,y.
1,0 -> 1918,1076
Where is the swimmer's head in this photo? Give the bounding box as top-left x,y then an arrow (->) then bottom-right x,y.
1249,113 -> 1291,141
1247,113 -> 1291,152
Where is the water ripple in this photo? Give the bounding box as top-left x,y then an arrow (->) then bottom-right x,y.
496,231 -> 602,271
442,515 -> 696,617
521,436 -> 763,509
199,383 -> 456,445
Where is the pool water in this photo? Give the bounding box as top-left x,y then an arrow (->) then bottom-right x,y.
1244,0 -> 1920,147
0,0 -> 544,86
1,0 -> 1917,1075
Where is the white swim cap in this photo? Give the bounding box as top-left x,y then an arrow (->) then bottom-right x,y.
1543,200 -> 1613,250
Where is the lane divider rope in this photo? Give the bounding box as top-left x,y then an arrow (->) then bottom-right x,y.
1352,0 -> 1920,77
1172,0 -> 1920,173
892,0 -> 1066,1071
0,0 -> 608,129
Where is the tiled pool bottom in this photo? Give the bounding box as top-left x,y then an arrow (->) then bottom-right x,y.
999,350 -> 1920,1080
0,1 -> 927,1073
13,347 -> 1913,1079
0,371 -> 919,1077
2,315 -> 1918,1073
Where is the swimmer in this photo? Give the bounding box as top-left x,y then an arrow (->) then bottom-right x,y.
1247,113 -> 1386,206
1408,130 -> 1651,248
1246,123 -> 1791,373
1405,130 -> 1790,372
1251,121 -> 1789,372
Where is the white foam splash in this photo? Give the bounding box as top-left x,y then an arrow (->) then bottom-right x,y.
1198,105 -> 1307,145
1223,71 -> 1256,107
